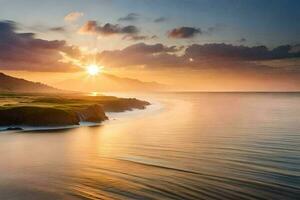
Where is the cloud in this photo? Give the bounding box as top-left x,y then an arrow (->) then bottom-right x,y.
185,43 -> 300,61
96,43 -> 300,91
49,26 -> 66,32
0,20 -> 80,72
2,18 -> 300,83
78,20 -> 152,40
64,12 -> 84,22
168,27 -> 201,39
97,42 -> 300,75
289,44 -> 300,53
122,34 -> 158,41
79,21 -> 139,36
168,25 -> 223,38
98,43 -> 184,68
118,13 -> 139,21
238,38 -> 247,43
123,35 -> 148,41
118,43 -> 182,54
24,24 -> 67,34
154,17 -> 166,23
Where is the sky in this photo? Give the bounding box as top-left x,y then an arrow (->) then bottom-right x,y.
0,0 -> 299,91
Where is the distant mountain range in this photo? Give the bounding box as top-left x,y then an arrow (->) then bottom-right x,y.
0,72 -> 166,93
0,72 -> 60,93
56,73 -> 166,92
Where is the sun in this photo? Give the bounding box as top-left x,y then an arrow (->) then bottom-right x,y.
86,64 -> 102,76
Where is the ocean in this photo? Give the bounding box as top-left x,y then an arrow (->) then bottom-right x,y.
0,92 -> 299,200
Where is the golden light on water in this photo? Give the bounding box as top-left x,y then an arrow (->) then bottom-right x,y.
87,64 -> 103,76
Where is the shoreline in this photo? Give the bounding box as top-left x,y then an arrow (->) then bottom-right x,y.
0,93 -> 151,132
0,97 -> 165,133
0,103 -> 159,133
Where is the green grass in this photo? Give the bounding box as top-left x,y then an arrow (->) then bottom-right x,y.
0,93 -> 150,126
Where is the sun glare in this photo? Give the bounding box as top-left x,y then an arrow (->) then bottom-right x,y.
87,64 -> 102,76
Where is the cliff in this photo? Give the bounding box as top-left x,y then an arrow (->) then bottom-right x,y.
0,94 -> 149,127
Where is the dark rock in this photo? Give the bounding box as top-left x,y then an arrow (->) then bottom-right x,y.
101,98 -> 150,112
77,104 -> 108,123
0,105 -> 109,126
0,106 -> 79,126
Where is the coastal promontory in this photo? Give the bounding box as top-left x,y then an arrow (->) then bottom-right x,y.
0,94 -> 150,127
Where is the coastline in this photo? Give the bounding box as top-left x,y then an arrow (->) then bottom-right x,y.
0,97 -> 164,132
0,93 -> 151,132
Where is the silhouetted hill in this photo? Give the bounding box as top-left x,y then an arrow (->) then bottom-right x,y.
0,72 -> 60,93
57,73 -> 166,92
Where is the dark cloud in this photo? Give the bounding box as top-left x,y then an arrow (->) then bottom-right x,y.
119,43 -> 182,53
0,20 -> 16,32
86,41 -> 300,90
97,42 -> 300,75
97,43 -> 300,91
98,43 -> 184,68
49,26 -> 66,32
123,35 -> 148,41
168,27 -> 201,39
238,38 -> 247,43
123,35 -> 158,41
154,17 -> 166,23
0,20 -> 80,72
78,20 -> 154,41
79,21 -> 139,36
118,13 -> 139,21
25,24 -> 67,34
290,44 -> 300,53
168,24 -> 223,39
185,43 -> 300,61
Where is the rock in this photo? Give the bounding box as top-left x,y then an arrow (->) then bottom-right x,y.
76,104 -> 108,123
0,106 -> 79,126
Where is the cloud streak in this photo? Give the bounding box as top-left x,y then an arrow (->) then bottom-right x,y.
49,26 -> 66,33
64,12 -> 84,22
154,17 -> 166,23
118,13 -> 139,21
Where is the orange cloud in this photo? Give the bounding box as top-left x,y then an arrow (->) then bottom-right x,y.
64,12 -> 84,22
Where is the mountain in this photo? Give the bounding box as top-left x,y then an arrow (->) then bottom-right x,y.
0,72 -> 60,93
57,73 -> 166,92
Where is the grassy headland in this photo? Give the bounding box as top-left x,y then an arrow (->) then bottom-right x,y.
0,93 -> 150,127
